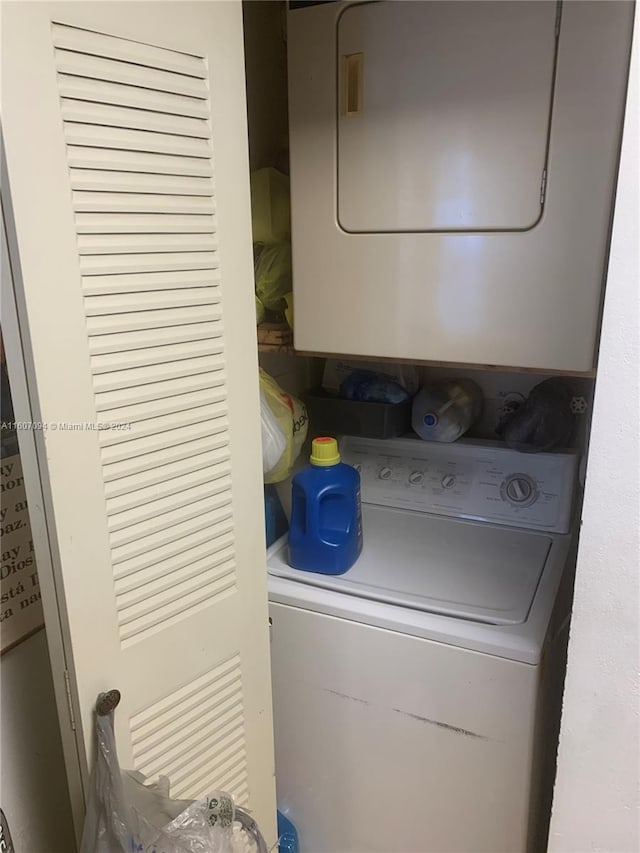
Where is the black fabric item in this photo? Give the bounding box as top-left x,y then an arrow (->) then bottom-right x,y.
496,378 -> 576,453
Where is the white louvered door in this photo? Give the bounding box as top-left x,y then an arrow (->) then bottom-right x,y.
1,2 -> 276,845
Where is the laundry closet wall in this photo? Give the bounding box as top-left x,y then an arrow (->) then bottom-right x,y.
548,14 -> 639,852
0,352 -> 75,852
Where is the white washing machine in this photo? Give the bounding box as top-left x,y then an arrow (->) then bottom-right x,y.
267,437 -> 578,853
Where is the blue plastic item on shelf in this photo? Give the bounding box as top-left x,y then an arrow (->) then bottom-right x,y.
288,437 -> 362,575
264,484 -> 288,547
340,369 -> 411,403
277,810 -> 299,853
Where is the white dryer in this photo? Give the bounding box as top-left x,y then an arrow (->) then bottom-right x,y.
267,437 -> 578,853
287,1 -> 634,371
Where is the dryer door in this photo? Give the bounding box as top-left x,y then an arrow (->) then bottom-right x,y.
337,0 -> 559,233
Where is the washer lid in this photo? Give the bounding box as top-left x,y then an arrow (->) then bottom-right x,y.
268,504 -> 552,625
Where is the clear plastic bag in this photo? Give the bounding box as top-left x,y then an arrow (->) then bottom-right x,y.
81,693 -> 263,853
260,369 -> 308,484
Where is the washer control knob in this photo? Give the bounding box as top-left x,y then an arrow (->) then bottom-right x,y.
441,474 -> 456,489
502,475 -> 537,506
408,471 -> 424,485
378,466 -> 392,480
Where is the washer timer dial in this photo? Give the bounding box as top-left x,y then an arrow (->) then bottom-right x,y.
501,474 -> 538,507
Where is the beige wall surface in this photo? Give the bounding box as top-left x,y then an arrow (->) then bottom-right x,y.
0,630 -> 75,852
549,13 -> 639,853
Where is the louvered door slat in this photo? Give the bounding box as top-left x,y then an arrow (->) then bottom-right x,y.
73,191 -> 214,214
115,537 -> 235,599
57,76 -> 210,118
69,149 -> 213,178
172,744 -> 248,804
71,170 -> 214,196
79,233 -> 216,255
108,478 -> 232,540
101,418 -> 227,465
104,386 -> 225,426
110,503 -> 233,570
153,714 -> 244,785
61,99 -> 210,137
104,448 -> 230,504
112,520 -> 235,585
95,373 -> 224,414
100,404 -> 228,450
77,213 -> 217,235
87,312 -> 222,342
101,389 -> 226,430
3,5 -> 275,842
55,49 -> 209,97
84,271 -> 220,298
80,251 -> 218,276
101,432 -> 229,485
93,355 -> 223,394
52,22 -> 206,76
91,338 -> 217,370
116,556 -> 236,631
106,456 -> 230,516
132,667 -> 241,759
85,288 -> 219,315
117,574 -> 236,645
140,701 -> 244,778
65,123 -> 211,157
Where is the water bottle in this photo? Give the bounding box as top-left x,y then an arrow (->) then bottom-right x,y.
288,437 -> 362,575
412,379 -> 483,442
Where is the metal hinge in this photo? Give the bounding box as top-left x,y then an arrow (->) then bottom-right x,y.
555,1 -> 562,38
63,669 -> 76,731
540,169 -> 547,206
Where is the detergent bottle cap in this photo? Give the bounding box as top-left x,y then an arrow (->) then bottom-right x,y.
310,436 -> 340,467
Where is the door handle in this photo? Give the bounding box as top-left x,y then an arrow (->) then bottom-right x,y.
341,52 -> 364,116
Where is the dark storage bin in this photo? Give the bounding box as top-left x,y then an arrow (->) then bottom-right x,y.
304,388 -> 412,439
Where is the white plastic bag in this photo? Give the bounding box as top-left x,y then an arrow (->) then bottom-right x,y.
260,390 -> 288,476
81,692 -> 263,853
260,369 -> 308,483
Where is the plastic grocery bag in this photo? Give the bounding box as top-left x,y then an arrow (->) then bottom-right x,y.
81,692 -> 262,853
283,292 -> 293,330
260,369 -> 308,484
254,243 -> 292,312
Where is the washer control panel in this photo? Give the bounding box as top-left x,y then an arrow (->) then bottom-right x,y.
343,437 -> 578,533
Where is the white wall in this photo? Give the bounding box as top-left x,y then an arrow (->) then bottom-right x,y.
0,630 -> 76,852
548,14 -> 639,853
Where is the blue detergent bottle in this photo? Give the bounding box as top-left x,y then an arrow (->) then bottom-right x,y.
288,437 -> 362,575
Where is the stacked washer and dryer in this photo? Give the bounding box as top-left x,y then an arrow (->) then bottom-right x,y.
268,437 -> 578,852
269,1 -> 632,847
